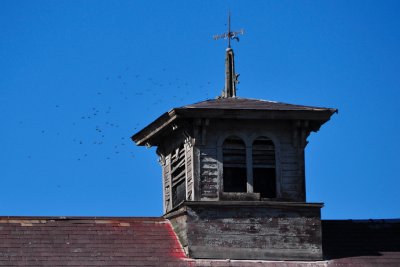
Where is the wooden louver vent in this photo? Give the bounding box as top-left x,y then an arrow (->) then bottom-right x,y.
171,145 -> 186,207
252,137 -> 275,168
223,137 -> 246,167
252,137 -> 276,198
223,136 -> 247,192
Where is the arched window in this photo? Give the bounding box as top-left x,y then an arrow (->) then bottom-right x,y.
223,136 -> 247,192
171,144 -> 186,207
252,137 -> 276,198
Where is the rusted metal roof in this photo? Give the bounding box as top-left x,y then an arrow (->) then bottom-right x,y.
0,216 -> 399,266
0,217 -> 188,267
182,97 -> 337,112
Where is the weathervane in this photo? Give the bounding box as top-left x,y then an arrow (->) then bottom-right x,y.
213,11 -> 244,48
214,11 -> 244,98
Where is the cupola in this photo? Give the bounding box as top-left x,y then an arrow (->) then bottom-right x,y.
132,15 -> 336,261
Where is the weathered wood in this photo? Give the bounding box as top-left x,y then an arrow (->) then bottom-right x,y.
219,192 -> 260,201
135,95 -> 336,262
188,220 -> 320,237
281,163 -> 299,171
199,149 -> 219,200
166,210 -> 189,255
154,118 -> 312,203
161,160 -> 167,213
167,201 -> 323,261
184,143 -> 192,201
189,246 -> 322,261
281,155 -> 299,164
165,155 -> 172,212
192,147 -> 201,201
189,234 -> 319,249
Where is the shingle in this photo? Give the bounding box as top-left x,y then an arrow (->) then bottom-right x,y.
181,97 -> 335,112
0,217 -> 188,267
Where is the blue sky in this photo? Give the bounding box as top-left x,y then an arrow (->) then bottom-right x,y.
1,1 -> 399,219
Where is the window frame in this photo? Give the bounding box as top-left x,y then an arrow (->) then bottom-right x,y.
221,136 -> 248,193
217,132 -> 281,200
252,136 -> 277,199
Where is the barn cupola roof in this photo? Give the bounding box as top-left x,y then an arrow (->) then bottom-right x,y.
213,11 -> 244,98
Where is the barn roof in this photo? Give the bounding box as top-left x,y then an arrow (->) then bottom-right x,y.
0,216 -> 399,266
132,97 -> 337,146
0,217 -> 188,266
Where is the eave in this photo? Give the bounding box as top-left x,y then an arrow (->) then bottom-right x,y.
131,107 -> 337,147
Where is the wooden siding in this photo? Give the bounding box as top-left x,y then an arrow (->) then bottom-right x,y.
161,118 -> 311,211
280,141 -> 304,201
167,202 -> 323,261
199,149 -> 219,200
198,119 -> 307,202
168,212 -> 189,255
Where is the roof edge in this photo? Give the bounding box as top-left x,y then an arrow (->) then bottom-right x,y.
0,216 -> 164,220
131,110 -> 178,146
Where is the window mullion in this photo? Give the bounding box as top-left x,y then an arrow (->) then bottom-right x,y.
246,145 -> 253,193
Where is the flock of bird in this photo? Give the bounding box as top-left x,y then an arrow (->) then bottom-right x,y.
30,67 -> 215,163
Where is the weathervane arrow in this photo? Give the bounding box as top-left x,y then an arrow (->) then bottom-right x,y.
213,11 -> 244,48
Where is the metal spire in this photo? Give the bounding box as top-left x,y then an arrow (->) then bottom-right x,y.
213,11 -> 244,98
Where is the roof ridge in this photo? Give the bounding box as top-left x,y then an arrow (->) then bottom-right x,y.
179,97 -> 336,111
